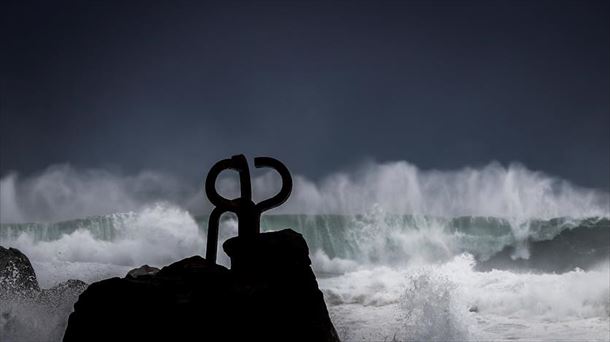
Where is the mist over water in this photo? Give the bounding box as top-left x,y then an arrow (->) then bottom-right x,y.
0,164 -> 193,224
1,161 -> 609,341
2,161 -> 608,223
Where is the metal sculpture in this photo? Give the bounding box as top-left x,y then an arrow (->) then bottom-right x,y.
205,154 -> 292,263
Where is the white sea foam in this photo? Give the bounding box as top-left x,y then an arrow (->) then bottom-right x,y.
318,254 -> 610,341
5,203 -> 207,286
319,254 -> 610,319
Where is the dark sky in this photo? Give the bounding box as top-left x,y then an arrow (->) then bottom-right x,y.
1,0 -> 609,189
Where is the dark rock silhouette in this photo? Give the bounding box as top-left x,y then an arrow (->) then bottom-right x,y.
225,229 -> 338,341
0,246 -> 40,299
64,255 -> 232,341
63,229 -> 340,342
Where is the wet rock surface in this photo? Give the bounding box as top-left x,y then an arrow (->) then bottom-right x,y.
224,229 -> 339,342
1,246 -> 88,342
0,246 -> 40,299
64,229 -> 340,342
126,264 -> 160,279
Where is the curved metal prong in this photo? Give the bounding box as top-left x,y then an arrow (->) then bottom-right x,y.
254,157 -> 293,214
205,154 -> 251,212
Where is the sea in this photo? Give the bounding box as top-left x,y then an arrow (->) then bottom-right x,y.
1,162 -> 609,341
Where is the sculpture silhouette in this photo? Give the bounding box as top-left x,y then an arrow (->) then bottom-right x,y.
205,154 -> 292,263
63,155 -> 339,342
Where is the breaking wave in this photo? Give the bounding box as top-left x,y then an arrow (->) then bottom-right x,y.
3,210 -> 607,280
2,161 -> 608,223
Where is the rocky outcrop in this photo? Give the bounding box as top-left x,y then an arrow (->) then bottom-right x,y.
224,229 -> 339,341
0,246 -> 88,303
1,246 -> 89,342
63,229 -> 340,342
126,264 -> 160,279
0,246 -> 40,299
63,256 -> 233,341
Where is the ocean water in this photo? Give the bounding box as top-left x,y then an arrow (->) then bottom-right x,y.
1,162 -> 609,341
1,208 -> 609,341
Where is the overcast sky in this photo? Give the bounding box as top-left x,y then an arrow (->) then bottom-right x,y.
1,0 -> 608,190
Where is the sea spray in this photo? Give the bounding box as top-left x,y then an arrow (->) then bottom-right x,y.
3,162 -> 608,224
281,161 -> 609,218
400,270 -> 471,341
6,203 -> 206,286
0,165 -> 192,224
318,254 -> 609,341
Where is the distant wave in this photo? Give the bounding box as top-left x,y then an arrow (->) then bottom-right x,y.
2,161 -> 608,223
2,205 -> 608,279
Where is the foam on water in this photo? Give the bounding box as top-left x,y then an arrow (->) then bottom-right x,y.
318,254 -> 610,341
6,203 -> 205,286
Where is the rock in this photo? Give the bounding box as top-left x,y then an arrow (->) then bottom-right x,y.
126,265 -> 160,279
224,229 -> 340,342
0,246 -> 40,299
63,256 -> 235,341
0,247 -> 89,342
468,305 -> 478,313
64,229 -> 340,342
